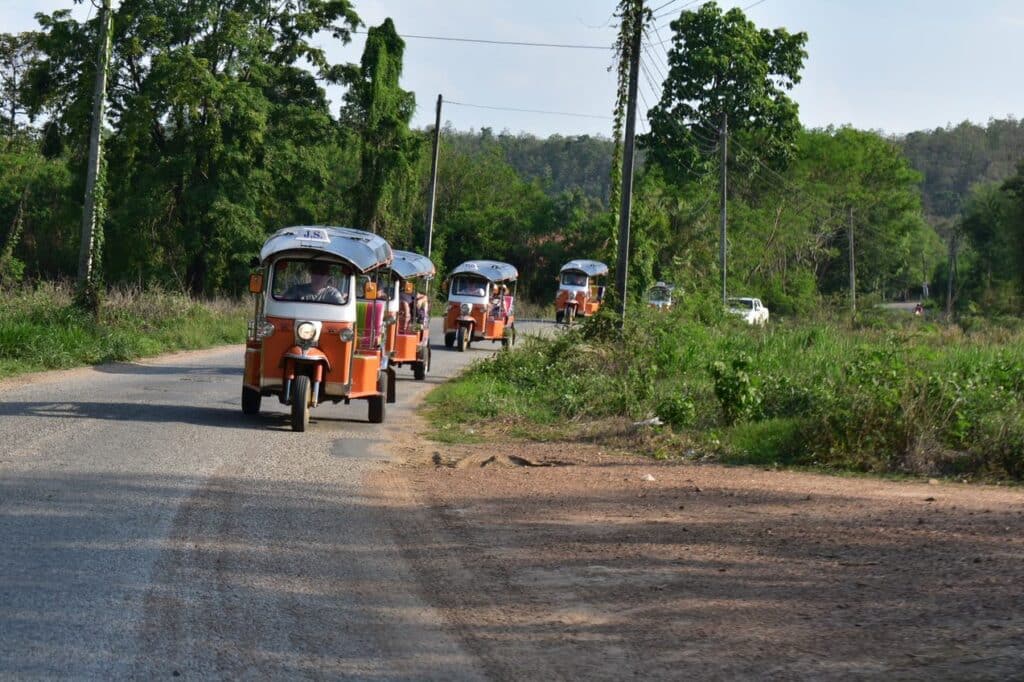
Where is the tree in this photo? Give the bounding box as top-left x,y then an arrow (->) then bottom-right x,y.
342,18 -> 421,246
643,1 -> 808,182
27,0 -> 361,294
0,32 -> 39,142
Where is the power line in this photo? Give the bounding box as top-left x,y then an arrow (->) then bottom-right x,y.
641,31 -> 669,84
649,0 -> 687,14
446,100 -> 613,121
653,0 -> 703,20
351,29 -> 611,51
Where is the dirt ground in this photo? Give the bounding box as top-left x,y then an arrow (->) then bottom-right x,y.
372,421 -> 1024,680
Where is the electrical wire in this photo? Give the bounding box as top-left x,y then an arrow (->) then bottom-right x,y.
653,0 -> 703,21
446,100 -> 613,121
350,30 -> 611,50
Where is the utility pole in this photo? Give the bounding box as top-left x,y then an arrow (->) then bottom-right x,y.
946,232 -> 958,318
77,0 -> 112,308
614,0 -> 643,324
848,205 -> 856,313
719,112 -> 728,304
424,93 -> 442,258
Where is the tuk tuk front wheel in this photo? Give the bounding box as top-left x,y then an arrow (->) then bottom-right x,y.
291,375 -> 311,432
414,346 -> 430,380
456,326 -> 468,352
242,386 -> 261,415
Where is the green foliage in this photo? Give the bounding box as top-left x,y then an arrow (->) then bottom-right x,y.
342,18 -> 421,244
0,281 -> 246,377
430,306 -> 1024,480
644,1 -> 808,182
708,353 -> 761,425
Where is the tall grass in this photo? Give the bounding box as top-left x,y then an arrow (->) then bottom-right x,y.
0,282 -> 248,377
426,296 -> 1024,480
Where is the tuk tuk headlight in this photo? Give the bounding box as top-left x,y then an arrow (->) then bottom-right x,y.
460,303 -> 472,316
296,321 -> 317,342
339,327 -> 355,343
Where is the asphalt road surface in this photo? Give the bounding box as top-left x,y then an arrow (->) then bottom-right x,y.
0,319 -> 545,679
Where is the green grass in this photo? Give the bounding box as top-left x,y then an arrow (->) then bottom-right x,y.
421,295 -> 1024,481
0,282 -> 248,378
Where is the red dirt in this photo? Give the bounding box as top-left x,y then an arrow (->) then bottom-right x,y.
373,431 -> 1024,680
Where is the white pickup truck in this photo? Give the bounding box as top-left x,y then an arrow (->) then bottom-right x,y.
727,297 -> 769,325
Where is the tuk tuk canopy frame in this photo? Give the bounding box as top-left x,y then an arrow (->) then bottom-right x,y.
390,250 -> 436,281
449,260 -> 518,283
559,259 -> 609,278
260,226 -> 392,274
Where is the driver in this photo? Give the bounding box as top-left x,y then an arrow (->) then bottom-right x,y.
284,262 -> 345,304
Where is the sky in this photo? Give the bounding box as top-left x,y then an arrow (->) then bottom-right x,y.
4,0 -> 1024,138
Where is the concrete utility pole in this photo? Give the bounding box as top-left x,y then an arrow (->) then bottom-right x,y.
848,205 -> 856,313
614,0 -> 643,324
77,0 -> 112,296
946,232 -> 958,318
424,93 -> 442,258
718,112 -> 728,304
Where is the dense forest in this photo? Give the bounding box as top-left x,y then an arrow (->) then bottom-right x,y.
1,1 -> 1023,315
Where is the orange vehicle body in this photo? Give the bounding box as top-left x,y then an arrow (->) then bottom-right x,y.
555,288 -> 601,317
241,226 -> 392,431
443,261 -> 518,352
555,260 -> 608,324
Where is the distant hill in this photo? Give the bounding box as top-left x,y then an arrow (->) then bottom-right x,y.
440,127 -> 616,205
898,118 -> 1024,224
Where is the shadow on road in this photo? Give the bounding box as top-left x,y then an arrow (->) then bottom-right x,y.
0,470 -> 481,679
92,363 -> 241,377
0,400 -> 258,430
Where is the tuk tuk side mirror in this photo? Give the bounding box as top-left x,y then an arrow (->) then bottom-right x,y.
248,273 -> 263,294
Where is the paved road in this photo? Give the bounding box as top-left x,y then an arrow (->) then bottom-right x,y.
0,319 -> 545,679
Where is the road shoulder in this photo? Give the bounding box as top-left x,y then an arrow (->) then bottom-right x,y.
373,423 -> 1024,678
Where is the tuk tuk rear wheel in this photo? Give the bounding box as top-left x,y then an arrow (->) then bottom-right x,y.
291,375 -> 311,432
386,367 -> 397,404
444,332 -> 456,348
242,386 -> 261,415
555,310 -> 564,324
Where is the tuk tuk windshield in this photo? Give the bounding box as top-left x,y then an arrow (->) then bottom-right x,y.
561,271 -> 587,287
450,275 -> 488,298
648,288 -> 671,302
271,259 -> 350,305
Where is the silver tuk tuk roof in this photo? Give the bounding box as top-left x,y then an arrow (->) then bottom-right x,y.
449,260 -> 518,282
559,259 -> 609,277
390,250 -> 436,280
259,226 -> 392,274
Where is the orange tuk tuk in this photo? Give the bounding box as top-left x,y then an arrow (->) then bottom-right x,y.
443,260 -> 518,352
242,226 -> 393,431
555,259 -> 608,324
383,250 -> 435,397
